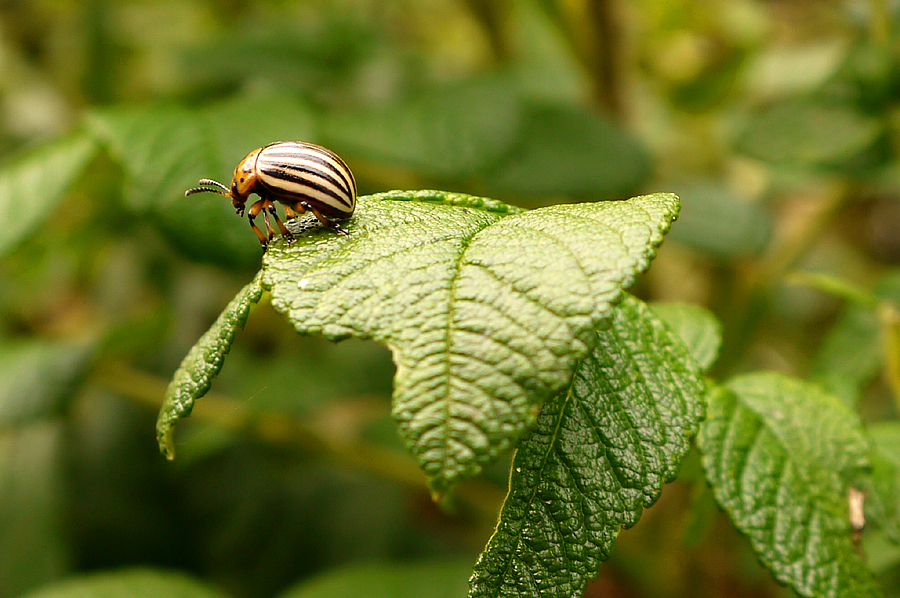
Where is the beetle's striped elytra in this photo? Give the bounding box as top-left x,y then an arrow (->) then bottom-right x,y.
186,141 -> 357,250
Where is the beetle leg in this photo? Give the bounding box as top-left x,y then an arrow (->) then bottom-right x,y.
246,199 -> 271,249
298,201 -> 350,236
260,203 -> 277,239
283,205 -> 297,220
266,202 -> 294,243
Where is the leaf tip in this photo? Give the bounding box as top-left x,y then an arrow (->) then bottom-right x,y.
158,423 -> 176,460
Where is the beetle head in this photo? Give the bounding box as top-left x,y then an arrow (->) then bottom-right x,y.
230,148 -> 261,199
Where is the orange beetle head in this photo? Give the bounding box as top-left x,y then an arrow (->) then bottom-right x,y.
230,148 -> 262,199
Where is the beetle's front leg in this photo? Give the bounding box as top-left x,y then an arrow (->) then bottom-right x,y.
246,199 -> 270,250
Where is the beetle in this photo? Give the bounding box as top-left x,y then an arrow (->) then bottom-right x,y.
186,141 -> 357,250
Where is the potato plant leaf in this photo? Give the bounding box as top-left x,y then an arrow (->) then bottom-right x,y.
0,132 -> 98,256
698,373 -> 881,598
649,302 -> 722,371
262,190 -> 680,492
19,569 -> 229,598
469,295 -> 705,597
156,272 -> 264,458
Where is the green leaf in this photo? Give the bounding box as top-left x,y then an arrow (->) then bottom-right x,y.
650,301 -> 722,371
85,94 -> 317,265
811,271 -> 900,405
469,295 -> 705,598
0,338 -> 96,426
698,373 -> 880,598
485,103 -> 651,199
156,272 -> 265,458
323,76 -> 523,180
279,559 -> 473,598
262,191 -> 680,491
19,569 -> 230,598
664,181 -> 770,258
0,132 -> 99,255
868,421 -> 900,542
737,98 -> 882,168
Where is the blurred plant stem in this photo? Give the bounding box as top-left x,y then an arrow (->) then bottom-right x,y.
785,270 -> 880,309
462,0 -> 510,61
879,303 -> 900,414
94,361 -> 506,521
585,0 -> 623,116
466,0 -> 625,118
869,0 -> 891,45
544,0 -> 625,117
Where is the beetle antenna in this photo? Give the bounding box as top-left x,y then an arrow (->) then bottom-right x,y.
185,179 -> 231,197
198,179 -> 230,191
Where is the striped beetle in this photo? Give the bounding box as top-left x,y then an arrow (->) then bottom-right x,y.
186,141 -> 357,250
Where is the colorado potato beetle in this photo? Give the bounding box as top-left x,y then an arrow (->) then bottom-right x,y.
186,141 -> 357,250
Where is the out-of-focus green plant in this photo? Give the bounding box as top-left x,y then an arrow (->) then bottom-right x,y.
2,1 -> 900,597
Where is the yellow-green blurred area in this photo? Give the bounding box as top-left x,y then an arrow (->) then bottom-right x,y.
1,0 -> 899,597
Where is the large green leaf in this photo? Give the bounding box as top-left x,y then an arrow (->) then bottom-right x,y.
85,94 -> 317,265
0,133 -> 98,256
262,191 -> 679,491
698,373 -> 880,598
469,295 -> 705,597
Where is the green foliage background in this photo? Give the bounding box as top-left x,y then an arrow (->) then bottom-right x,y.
1,0 -> 899,597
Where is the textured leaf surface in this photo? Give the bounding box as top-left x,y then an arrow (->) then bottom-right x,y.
263,191 -> 680,491
650,302 -> 722,371
469,295 -> 705,597
156,273 -> 264,458
20,569 -> 229,598
0,133 -> 98,255
698,373 -> 880,598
